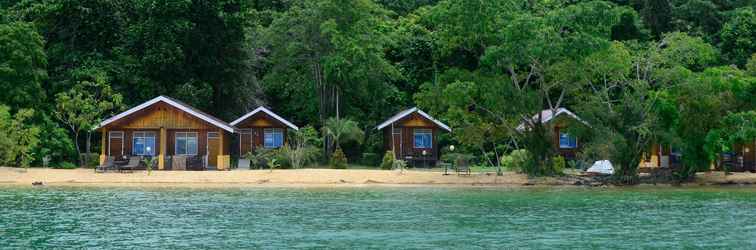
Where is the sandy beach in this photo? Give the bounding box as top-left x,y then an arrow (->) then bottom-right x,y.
2,167 -> 755,187
0,167 -> 534,187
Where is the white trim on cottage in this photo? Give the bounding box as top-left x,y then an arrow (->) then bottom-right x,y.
230,106 -> 299,131
97,96 -> 235,133
376,107 -> 451,132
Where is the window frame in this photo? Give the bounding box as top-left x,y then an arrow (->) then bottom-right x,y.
175,132 -> 199,156
413,128 -> 433,149
263,128 -> 284,149
132,131 -> 156,156
559,132 -> 578,149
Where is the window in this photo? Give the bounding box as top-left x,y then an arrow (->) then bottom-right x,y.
132,131 -> 156,156
175,132 -> 198,155
264,128 -> 284,148
559,132 -> 577,149
413,129 -> 432,149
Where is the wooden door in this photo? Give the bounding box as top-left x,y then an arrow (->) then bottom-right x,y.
109,131 -> 124,158
391,128 -> 402,158
207,132 -> 220,167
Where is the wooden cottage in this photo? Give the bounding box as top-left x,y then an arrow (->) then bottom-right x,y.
96,96 -> 235,170
376,107 -> 451,166
720,140 -> 756,172
639,144 -> 682,169
517,108 -> 589,160
230,106 -> 299,155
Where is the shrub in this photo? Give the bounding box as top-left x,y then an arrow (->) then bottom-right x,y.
361,152 -> 379,166
245,149 -> 275,169
393,159 -> 407,173
331,148 -> 347,169
271,150 -> 292,169
54,161 -> 78,169
0,106 -> 40,168
380,151 -> 395,170
82,153 -> 100,168
501,149 -> 532,173
280,126 -> 320,169
552,156 -> 566,175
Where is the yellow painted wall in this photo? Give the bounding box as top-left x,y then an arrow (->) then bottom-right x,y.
401,116 -> 433,127
249,118 -> 274,127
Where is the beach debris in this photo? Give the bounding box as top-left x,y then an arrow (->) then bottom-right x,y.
32,181 -> 44,186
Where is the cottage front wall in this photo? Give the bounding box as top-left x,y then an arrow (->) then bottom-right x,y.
383,113 -> 441,163
99,101 -> 231,170
235,112 -> 289,155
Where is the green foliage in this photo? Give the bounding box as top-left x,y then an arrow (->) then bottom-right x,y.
360,152 -> 379,166
280,126 -> 321,169
380,151 -> 395,170
720,7 -> 756,66
261,0 -> 400,125
142,157 -> 157,175
0,0 -> 751,181
501,149 -> 532,173
321,118 -> 365,150
244,149 -> 275,169
83,153 -> 100,168
330,148 -> 347,169
747,54 -> 756,76
0,106 -> 40,168
54,161 -> 78,169
659,32 -> 718,71
552,156 -> 566,175
0,21 -> 46,110
267,158 -> 281,173
663,66 -> 755,180
34,117 -> 76,166
392,159 -> 407,173
54,69 -> 123,165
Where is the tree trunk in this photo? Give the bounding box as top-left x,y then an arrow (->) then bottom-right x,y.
85,131 -> 92,167
73,131 -> 81,166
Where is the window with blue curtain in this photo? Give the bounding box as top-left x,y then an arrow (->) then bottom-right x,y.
559,132 -> 577,149
413,129 -> 432,149
264,128 -> 284,148
132,132 -> 156,156
175,132 -> 198,155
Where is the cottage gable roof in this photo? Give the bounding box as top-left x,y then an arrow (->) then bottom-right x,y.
516,108 -> 589,131
376,107 -> 452,132
97,96 -> 235,132
230,106 -> 299,130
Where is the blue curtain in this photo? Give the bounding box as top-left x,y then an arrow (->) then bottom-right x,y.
559,133 -> 577,149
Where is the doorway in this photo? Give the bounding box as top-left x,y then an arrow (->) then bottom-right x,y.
207,132 -> 220,169
109,131 -> 124,159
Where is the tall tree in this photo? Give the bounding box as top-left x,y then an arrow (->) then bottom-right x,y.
0,21 -> 47,110
719,7 -> 756,66
54,68 -> 122,166
0,106 -> 40,168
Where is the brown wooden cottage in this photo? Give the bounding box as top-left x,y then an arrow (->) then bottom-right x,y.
376,107 -> 451,166
517,108 -> 589,160
722,140 -> 756,172
96,96 -> 235,170
230,106 -> 299,155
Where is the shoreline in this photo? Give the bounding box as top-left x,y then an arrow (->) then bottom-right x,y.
1,167 -> 755,188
